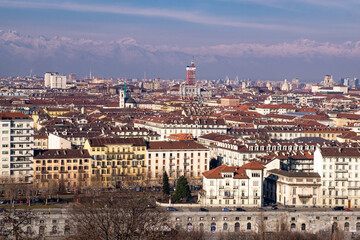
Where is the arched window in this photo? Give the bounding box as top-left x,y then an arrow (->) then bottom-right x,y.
301,223 -> 306,231
291,223 -> 296,232
247,222 -> 251,230
26,226 -> 32,234
211,222 -> 216,232
187,223 -> 193,232
39,226 -> 45,235
235,222 -> 240,232
199,223 -> 204,232
223,223 -> 228,231
356,222 -> 360,231
332,222 -> 338,233
175,223 -> 181,230
345,222 -> 350,232
52,226 -> 57,234
64,225 -> 70,234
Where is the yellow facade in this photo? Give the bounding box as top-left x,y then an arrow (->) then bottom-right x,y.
44,108 -> 70,118
34,150 -> 92,192
83,138 -> 146,188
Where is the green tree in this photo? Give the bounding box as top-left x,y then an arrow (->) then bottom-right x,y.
162,171 -> 170,195
174,176 -> 191,202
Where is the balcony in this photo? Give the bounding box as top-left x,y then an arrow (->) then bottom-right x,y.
335,178 -> 348,181
335,162 -> 348,165
208,196 -> 217,199
335,170 -> 348,173
223,196 -> 234,199
219,186 -> 224,189
233,186 -> 238,189
253,196 -> 261,199
241,196 -> 248,199
348,187 -> 360,190
335,196 -> 348,199
298,194 -> 313,198
183,162 -> 189,166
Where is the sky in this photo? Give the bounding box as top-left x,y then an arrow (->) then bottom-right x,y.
0,0 -> 360,82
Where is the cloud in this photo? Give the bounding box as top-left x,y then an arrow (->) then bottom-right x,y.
1,30 -> 360,61
221,0 -> 360,11
0,0 -> 304,32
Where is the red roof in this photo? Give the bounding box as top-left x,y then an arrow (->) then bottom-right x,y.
242,161 -> 266,169
202,164 -> 249,179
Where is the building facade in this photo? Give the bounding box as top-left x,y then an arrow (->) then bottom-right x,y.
44,72 -> 67,89
146,141 -> 210,185
199,162 -> 265,208
34,149 -> 92,191
0,112 -> 34,182
264,169 -> 321,207
314,146 -> 360,208
83,137 -> 146,188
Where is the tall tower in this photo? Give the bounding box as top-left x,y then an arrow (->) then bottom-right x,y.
186,61 -> 196,85
119,83 -> 126,108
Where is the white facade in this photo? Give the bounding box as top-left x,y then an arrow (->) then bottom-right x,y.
146,141 -> 210,185
44,72 -> 67,89
264,169 -> 321,207
48,133 -> 72,149
0,113 -> 34,182
314,146 -> 360,208
200,163 -> 264,208
134,118 -> 227,141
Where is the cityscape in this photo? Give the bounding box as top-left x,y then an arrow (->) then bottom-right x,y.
1,1 -> 360,240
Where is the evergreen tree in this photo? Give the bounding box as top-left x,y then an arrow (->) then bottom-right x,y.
162,171 -> 170,195
174,176 -> 191,201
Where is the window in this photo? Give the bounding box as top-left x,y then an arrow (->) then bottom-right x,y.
247,222 -> 251,230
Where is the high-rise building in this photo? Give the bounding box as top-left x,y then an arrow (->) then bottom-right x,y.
186,61 -> 196,85
0,112 -> 34,182
44,72 -> 67,89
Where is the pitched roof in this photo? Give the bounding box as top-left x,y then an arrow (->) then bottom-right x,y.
241,161 -> 266,169
0,112 -> 31,120
320,147 -> 360,157
148,141 -> 207,150
87,137 -> 147,147
35,149 -> 91,159
267,169 -> 320,178
202,164 -> 249,179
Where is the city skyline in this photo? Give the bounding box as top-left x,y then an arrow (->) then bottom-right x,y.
0,0 -> 360,81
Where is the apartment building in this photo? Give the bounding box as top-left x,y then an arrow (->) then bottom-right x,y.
83,137 -> 146,188
134,117 -> 227,140
33,149 -> 91,191
264,169 -> 321,207
146,141 -> 210,185
314,146 -> 360,208
199,162 -> 265,208
198,133 -> 319,167
44,72 -> 67,89
0,112 -> 34,182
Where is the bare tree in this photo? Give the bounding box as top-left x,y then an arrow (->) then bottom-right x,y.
70,191 -> 169,240
2,177 -> 20,208
0,209 -> 39,240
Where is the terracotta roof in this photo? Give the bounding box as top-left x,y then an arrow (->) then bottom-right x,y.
148,141 -> 207,150
35,149 -> 91,159
202,164 -> 249,179
320,147 -> 360,157
87,137 -> 147,147
0,112 -> 31,120
241,161 -> 265,169
268,169 -> 320,178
